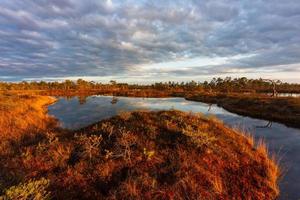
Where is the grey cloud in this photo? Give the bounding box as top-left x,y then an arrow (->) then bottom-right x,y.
0,0 -> 299,80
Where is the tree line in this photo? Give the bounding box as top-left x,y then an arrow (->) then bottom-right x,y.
0,77 -> 300,93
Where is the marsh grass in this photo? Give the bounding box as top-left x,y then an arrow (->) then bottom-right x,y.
0,94 -> 280,199
187,92 -> 300,128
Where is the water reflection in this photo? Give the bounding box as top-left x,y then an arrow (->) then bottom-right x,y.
265,93 -> 300,97
256,121 -> 273,128
78,96 -> 87,105
48,95 -> 300,200
111,96 -> 118,104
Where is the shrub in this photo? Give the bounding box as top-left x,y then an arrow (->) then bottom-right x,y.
182,125 -> 217,149
0,178 -> 50,200
75,134 -> 103,161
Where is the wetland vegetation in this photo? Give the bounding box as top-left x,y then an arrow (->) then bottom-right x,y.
0,94 -> 280,199
1,77 -> 300,199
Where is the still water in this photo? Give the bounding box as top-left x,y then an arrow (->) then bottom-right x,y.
48,95 -> 300,199
266,93 -> 300,98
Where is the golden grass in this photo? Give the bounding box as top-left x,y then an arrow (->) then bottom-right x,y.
0,94 -> 56,157
0,94 -> 56,139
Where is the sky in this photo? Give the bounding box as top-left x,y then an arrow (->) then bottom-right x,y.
0,0 -> 300,83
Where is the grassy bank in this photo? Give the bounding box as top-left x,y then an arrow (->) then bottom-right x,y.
186,93 -> 300,128
0,94 -> 57,145
0,94 -> 279,199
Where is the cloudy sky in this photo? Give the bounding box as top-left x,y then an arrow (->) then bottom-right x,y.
1,0 -> 300,83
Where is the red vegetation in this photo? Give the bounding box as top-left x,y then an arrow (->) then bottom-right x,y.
0,95 -> 280,199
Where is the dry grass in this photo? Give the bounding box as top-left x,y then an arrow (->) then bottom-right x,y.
0,94 -> 57,161
0,94 -> 280,199
0,94 -> 56,141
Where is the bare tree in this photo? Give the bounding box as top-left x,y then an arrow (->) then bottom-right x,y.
256,121 -> 273,128
111,96 -> 118,104
208,103 -> 212,111
262,79 -> 281,97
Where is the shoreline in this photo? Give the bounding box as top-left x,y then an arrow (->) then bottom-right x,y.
185,93 -> 300,129
3,89 -> 300,128
39,89 -> 300,129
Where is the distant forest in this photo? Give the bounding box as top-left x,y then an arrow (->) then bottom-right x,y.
1,77 -> 300,93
